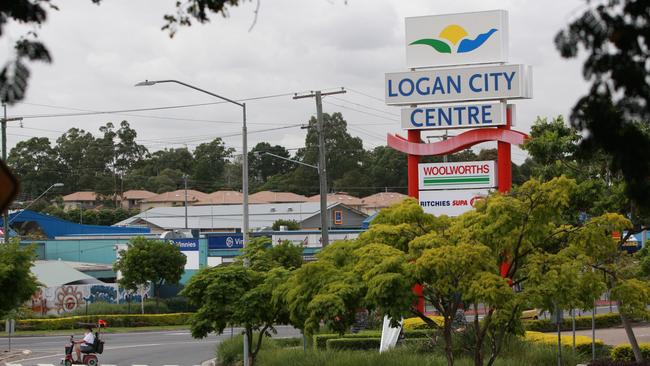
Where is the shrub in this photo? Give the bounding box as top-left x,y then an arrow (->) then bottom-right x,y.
326,337 -> 381,351
313,329 -> 435,350
611,343 -> 650,362
524,313 -> 621,332
216,335 -> 244,366
163,297 -> 197,313
402,315 -> 444,330
271,337 -> 302,348
69,300 -> 169,316
4,313 -> 192,331
589,360 -> 650,366
524,331 -> 606,355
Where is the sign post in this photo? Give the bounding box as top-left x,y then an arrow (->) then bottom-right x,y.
6,318 -> 15,351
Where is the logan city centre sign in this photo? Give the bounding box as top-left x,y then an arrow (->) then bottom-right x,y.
406,10 -> 508,68
401,102 -> 505,130
419,189 -> 490,216
385,64 -> 532,105
419,161 -> 496,190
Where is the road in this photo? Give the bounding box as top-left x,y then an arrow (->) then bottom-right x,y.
561,324 -> 650,346
1,326 -> 301,366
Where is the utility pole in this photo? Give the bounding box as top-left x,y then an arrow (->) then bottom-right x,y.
1,104 -> 23,243
293,88 -> 346,247
183,174 -> 189,230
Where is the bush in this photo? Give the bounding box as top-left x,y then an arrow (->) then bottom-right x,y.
163,297 -> 197,313
215,333 -> 280,366
402,315 -> 444,330
326,337 -> 381,351
524,313 -> 621,332
313,329 -> 435,350
271,337 -> 303,348
69,300 -> 169,316
611,343 -> 650,362
524,331 -> 606,355
2,313 -> 192,331
589,360 -> 650,366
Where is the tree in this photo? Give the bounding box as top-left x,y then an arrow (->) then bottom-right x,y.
7,137 -> 62,199
271,219 -> 300,231
555,0 -> 650,207
249,142 -> 293,188
113,237 -> 187,310
0,241 -> 40,318
191,138 -> 233,191
55,128 -> 110,192
181,237 -> 301,366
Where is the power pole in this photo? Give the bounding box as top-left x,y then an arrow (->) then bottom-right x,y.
293,88 -> 346,247
183,174 -> 189,230
2,103 -> 7,243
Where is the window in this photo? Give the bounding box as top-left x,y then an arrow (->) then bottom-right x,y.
334,210 -> 343,225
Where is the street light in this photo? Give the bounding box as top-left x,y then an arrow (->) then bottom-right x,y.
5,183 -> 64,241
135,80 -> 250,365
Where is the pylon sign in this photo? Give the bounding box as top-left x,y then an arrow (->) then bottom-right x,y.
0,160 -> 19,212
385,9 -> 531,216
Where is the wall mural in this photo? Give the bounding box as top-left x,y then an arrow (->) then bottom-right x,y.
29,284 -> 151,315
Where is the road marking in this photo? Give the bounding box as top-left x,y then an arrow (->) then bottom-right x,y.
5,364 -> 22,366
36,364 -> 55,366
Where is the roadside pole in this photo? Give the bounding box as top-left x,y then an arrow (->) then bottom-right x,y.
293,88 -> 346,248
5,318 -> 15,352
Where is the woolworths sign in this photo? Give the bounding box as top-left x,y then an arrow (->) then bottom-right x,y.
419,161 -> 496,190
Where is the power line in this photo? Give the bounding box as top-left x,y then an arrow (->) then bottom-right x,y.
322,101 -> 397,124
347,88 -> 386,103
328,96 -> 399,117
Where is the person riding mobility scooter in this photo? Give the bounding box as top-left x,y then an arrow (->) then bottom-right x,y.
61,320 -> 106,366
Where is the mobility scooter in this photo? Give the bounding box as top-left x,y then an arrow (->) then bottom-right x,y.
61,321 -> 106,366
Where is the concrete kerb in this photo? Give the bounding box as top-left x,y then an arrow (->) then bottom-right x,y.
201,357 -> 216,366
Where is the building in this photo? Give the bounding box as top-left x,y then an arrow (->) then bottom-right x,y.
62,191 -> 98,211
140,189 -> 209,210
249,191 -> 308,204
307,192 -> 364,210
360,192 -> 408,214
114,202 -> 368,234
193,190 -> 245,206
119,189 -> 156,210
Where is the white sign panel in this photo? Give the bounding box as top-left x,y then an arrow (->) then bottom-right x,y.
419,161 -> 496,190
385,64 -> 532,105
406,10 -> 509,69
419,189 -> 490,216
401,102 -> 505,130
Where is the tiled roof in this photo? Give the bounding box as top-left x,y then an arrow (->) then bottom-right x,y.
142,190 -> 209,203
121,190 -> 156,200
194,190 -> 245,205
62,191 -> 97,202
361,192 -> 408,208
249,191 -> 308,203
307,192 -> 363,206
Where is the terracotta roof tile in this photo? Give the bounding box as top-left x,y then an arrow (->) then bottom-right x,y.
62,191 -> 97,202
121,190 -> 156,200
142,189 -> 208,203
249,191 -> 308,203
361,192 -> 408,208
307,192 -> 363,206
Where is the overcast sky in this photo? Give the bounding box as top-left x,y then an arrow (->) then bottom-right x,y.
2,0 -> 589,164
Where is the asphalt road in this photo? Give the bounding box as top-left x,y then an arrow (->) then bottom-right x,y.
1,326 -> 301,366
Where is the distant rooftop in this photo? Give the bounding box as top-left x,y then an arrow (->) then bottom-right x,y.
249,191 -> 308,203
361,192 -> 408,208
307,192 -> 363,206
62,191 -> 97,202
121,189 -> 156,200
143,189 -> 208,203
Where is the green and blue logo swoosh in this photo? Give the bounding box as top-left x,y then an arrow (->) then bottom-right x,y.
410,24 -> 497,54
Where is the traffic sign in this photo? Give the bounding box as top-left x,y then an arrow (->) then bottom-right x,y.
0,160 -> 19,212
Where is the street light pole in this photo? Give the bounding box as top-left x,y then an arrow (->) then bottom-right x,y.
135,79 -> 250,366
1,104 -> 24,243
183,174 -> 189,230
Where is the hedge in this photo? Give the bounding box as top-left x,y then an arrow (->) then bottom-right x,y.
524,313 -> 622,332
313,329 -> 436,350
611,343 -> 650,362
0,313 -> 193,331
524,331 -> 606,355
402,315 -> 444,330
326,337 -> 381,351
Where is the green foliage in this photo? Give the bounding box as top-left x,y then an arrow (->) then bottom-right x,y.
611,343 -> 650,362
1,313 -> 192,331
272,219 -> 301,231
112,237 -> 186,303
326,337 -> 381,351
69,300 -> 169,316
183,237 -> 301,365
0,241 -> 40,318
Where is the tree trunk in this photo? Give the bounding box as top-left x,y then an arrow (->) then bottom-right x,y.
155,284 -> 160,313
473,304 -> 484,366
620,311 -> 644,362
443,321 -> 454,366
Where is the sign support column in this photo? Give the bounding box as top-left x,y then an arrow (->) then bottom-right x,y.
497,105 -> 513,193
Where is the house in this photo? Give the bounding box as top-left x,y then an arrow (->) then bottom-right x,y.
62,191 -> 98,211
307,192 -> 364,210
119,190 -> 156,210
114,202 -> 368,234
248,191 -> 308,204
140,190 -> 209,211
361,192 -> 408,214
193,190 -> 245,206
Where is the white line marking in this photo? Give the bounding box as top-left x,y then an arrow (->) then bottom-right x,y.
36,364 -> 55,366
132,364 -> 148,366
7,353 -> 61,362
5,363 -> 23,366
